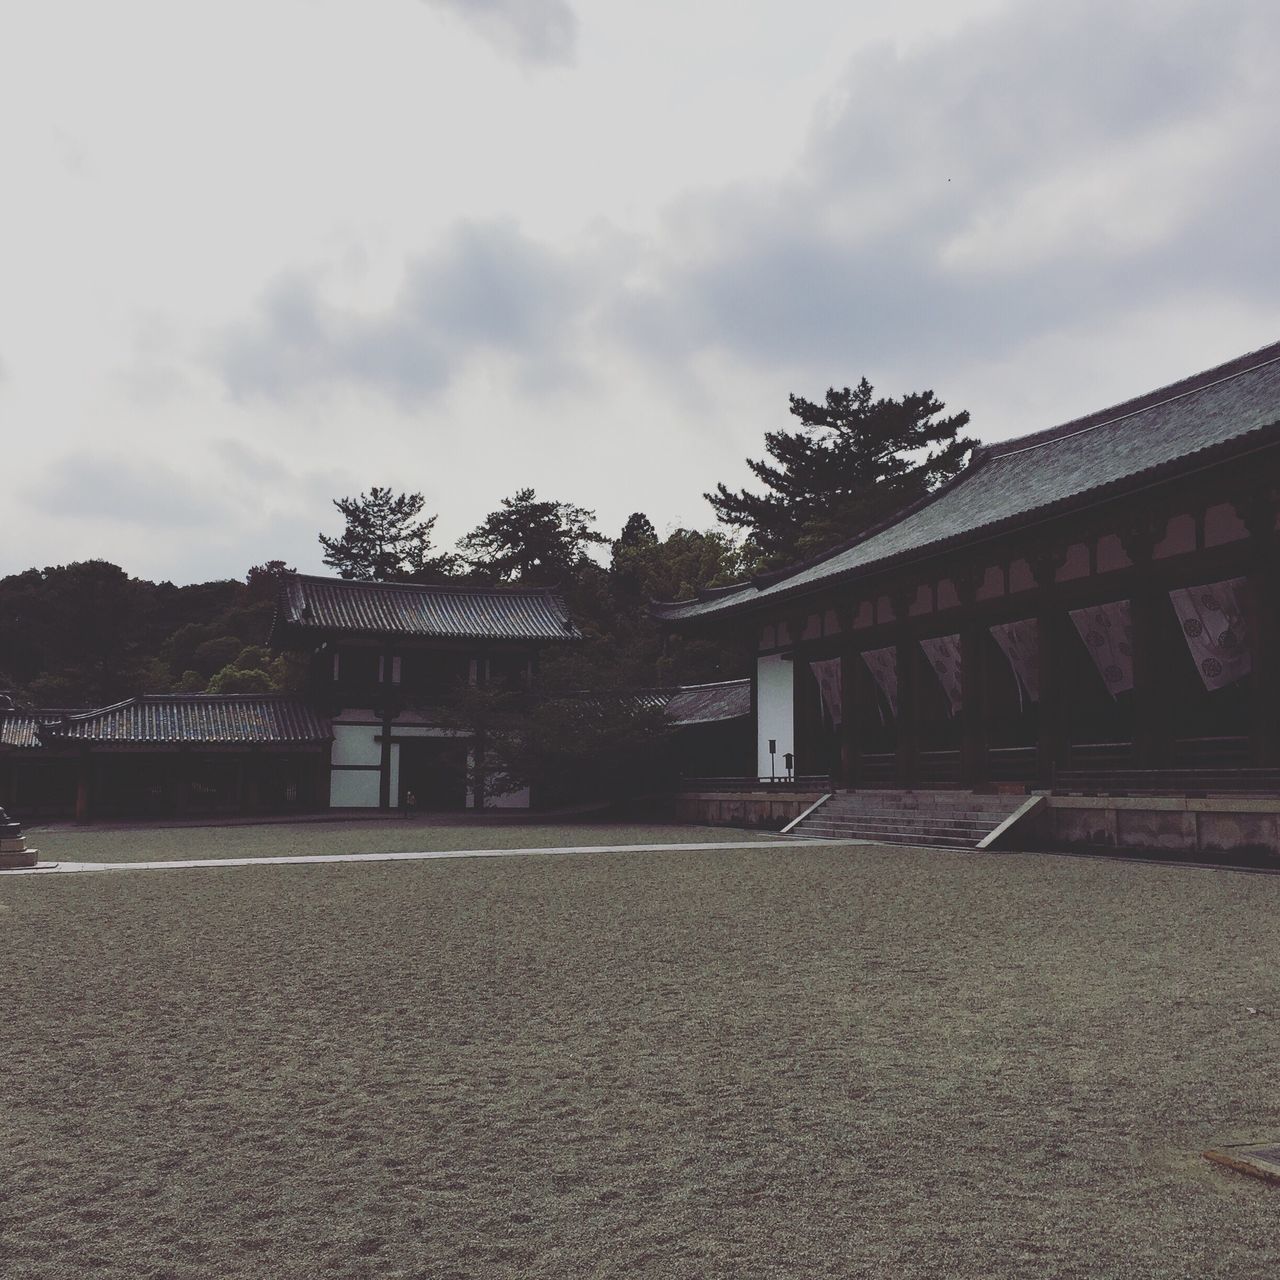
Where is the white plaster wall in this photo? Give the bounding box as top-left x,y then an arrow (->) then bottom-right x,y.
331,723 -> 381,766
389,742 -> 400,805
757,653 -> 795,778
330,769 -> 380,807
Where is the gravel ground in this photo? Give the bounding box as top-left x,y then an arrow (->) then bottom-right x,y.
2,840 -> 1278,1278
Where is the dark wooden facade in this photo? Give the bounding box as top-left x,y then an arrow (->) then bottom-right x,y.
655,344 -> 1280,789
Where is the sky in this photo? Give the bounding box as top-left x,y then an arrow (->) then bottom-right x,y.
2,0 -> 1278,586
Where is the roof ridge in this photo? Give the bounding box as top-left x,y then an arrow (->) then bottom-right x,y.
984,338 -> 1280,460
294,572 -> 561,597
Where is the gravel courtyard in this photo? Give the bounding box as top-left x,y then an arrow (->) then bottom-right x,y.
2,830 -> 1278,1278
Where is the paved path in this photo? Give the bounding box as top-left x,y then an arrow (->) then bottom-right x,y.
5,837 -> 844,876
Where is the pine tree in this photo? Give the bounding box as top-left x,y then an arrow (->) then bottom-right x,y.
319,488 -> 457,581
458,488 -> 607,586
707,379 -> 974,567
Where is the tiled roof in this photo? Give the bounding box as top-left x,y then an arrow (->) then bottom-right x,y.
654,341 -> 1280,622
39,695 -> 331,745
663,679 -> 751,725
273,574 -> 579,643
1,712 -> 40,749
568,680 -> 750,724
0,708 -> 89,750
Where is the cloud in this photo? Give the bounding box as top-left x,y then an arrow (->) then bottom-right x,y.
211,0 -> 1280,426
420,0 -> 577,67
217,220 -> 593,403
617,0 -> 1280,381
31,454 -> 227,529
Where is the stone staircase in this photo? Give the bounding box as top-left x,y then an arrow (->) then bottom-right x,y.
792,789 -> 1026,849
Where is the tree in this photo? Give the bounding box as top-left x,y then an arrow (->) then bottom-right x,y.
707,379 -> 975,567
245,559 -> 295,602
458,488 -> 608,586
319,488 -> 457,582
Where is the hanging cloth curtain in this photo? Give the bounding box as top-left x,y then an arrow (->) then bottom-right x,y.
989,618 -> 1040,704
1168,577 -> 1252,690
809,657 -> 843,726
860,646 -> 898,719
919,634 -> 963,716
1068,599 -> 1134,696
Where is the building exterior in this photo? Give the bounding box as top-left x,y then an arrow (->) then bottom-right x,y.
3,695 -> 331,823
654,342 -> 1280,791
268,573 -> 580,811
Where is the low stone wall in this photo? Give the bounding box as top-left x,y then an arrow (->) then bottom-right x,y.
672,790 -> 828,830
1039,794 -> 1280,861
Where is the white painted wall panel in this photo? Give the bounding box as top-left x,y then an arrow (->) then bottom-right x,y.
331,724 -> 382,766
756,653 -> 794,779
330,769 -> 380,807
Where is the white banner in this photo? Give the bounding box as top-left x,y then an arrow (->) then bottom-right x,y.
1069,599 -> 1134,696
1168,577 -> 1252,691
809,657 -> 843,726
861,646 -> 898,719
989,618 -> 1040,704
919,633 -> 963,716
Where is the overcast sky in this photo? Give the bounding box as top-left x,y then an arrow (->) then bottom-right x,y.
2,0 -> 1277,585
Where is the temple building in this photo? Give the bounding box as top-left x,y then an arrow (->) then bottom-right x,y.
654,342 -> 1280,796
268,573 -> 580,811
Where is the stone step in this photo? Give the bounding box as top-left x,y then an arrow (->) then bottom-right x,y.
800,826 -> 977,849
819,808 -> 1008,829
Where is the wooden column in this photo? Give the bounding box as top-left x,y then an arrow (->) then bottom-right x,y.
786,613 -> 807,778
954,567 -> 987,789
1031,550 -> 1068,786
836,604 -> 858,790
1119,517 -> 1170,768
378,642 -> 395,810
75,750 -> 92,824
892,589 -> 916,787
1236,491 -> 1280,765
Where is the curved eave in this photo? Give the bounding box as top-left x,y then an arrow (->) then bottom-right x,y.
653,424 -> 1280,629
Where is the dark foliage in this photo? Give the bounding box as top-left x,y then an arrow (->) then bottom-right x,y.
320,488 -> 458,582
458,488 -> 608,586
707,378 -> 975,567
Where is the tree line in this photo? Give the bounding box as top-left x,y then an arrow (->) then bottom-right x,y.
0,379 -> 972,709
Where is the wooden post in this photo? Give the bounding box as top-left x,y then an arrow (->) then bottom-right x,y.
1120,516 -> 1170,768
1236,491 -> 1280,766
954,566 -> 986,789
1031,549 -> 1068,786
75,751 -> 92,824
892,589 -> 916,787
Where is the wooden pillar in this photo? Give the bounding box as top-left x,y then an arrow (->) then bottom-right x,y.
378,642 -> 394,810
1031,550 -> 1067,786
75,750 -> 92,824
173,749 -> 190,817
317,742 -> 332,811
892,590 -> 916,787
1120,517 -> 1170,768
954,567 -> 986,789
787,614 -> 807,778
1236,491 -> 1280,765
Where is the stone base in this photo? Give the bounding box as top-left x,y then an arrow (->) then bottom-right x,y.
0,845 -> 38,869
0,836 -> 30,852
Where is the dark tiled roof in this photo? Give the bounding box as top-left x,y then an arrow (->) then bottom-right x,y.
40,695 -> 331,745
0,708 -> 89,750
273,574 -> 579,643
655,341 -> 1280,622
1,712 -> 40,749
664,679 -> 751,725
568,680 -> 750,724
